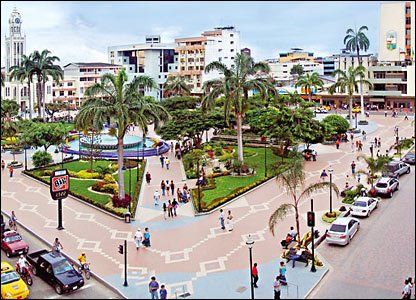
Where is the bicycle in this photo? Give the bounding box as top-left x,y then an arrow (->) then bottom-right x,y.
9,219 -> 17,231
78,263 -> 91,280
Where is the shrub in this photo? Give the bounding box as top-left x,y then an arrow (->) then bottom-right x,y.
214,147 -> 223,156
342,184 -> 365,204
321,211 -> 341,223
111,194 -> 131,208
103,183 -> 118,194
32,151 -> 53,168
218,152 -> 234,162
76,170 -> 100,179
103,174 -> 116,184
92,181 -> 105,192
186,170 -> 197,179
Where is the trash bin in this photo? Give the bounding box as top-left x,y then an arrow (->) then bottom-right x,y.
124,212 -> 131,223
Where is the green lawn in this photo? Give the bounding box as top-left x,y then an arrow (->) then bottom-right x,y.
200,146 -> 289,205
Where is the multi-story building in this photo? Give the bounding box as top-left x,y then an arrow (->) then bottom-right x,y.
4,7 -> 26,77
174,26 -> 240,94
52,79 -> 77,109
108,36 -> 176,101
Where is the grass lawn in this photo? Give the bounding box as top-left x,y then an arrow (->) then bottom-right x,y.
200,146 -> 289,206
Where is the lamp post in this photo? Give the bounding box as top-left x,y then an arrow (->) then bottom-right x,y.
394,126 -> 399,156
196,159 -> 201,212
309,199 -> 316,273
129,161 -> 132,214
261,136 -> 267,177
355,112 -> 358,129
328,166 -> 333,214
24,143 -> 28,171
370,141 -> 374,158
61,136 -> 65,169
246,234 -> 255,300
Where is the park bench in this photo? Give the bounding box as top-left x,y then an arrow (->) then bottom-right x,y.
286,248 -> 312,267
281,239 -> 297,249
340,185 -> 354,197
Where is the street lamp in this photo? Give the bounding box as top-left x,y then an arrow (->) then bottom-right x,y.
245,234 -> 255,300
309,199 -> 317,273
196,159 -> 201,212
394,126 -> 400,156
355,112 -> 358,129
328,166 -> 333,214
24,143 -> 28,171
129,161 -> 132,214
261,136 -> 267,177
370,141 -> 374,158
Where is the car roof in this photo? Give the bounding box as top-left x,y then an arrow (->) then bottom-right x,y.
377,177 -> 393,183
331,217 -> 355,225
41,251 -> 67,265
3,230 -> 20,237
388,161 -> 401,166
353,197 -> 375,203
1,262 -> 14,273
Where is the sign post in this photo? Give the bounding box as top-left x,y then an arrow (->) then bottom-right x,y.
50,169 -> 70,230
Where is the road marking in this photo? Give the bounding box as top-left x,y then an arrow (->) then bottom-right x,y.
44,282 -> 96,299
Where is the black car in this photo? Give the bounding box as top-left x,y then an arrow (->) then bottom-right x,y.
27,249 -> 84,294
402,152 -> 415,165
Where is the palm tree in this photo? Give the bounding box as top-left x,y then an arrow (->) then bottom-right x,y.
163,75 -> 191,97
202,53 -> 274,163
329,66 -> 372,128
75,69 -> 169,201
9,54 -> 35,119
268,155 -> 339,243
344,26 -> 370,118
1,121 -> 20,162
295,72 -> 324,103
356,154 -> 392,187
31,50 -> 63,120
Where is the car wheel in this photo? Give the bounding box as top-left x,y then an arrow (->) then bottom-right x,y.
55,284 -> 63,295
32,267 -> 38,276
367,210 -> 371,217
6,251 -> 11,258
396,183 -> 399,191
346,236 -> 350,245
406,168 -> 410,174
389,191 -> 393,198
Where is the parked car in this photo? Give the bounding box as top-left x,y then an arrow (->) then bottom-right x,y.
313,107 -> 328,114
374,177 -> 399,198
1,230 -> 29,258
27,249 -> 84,295
383,161 -> 411,178
326,217 -> 360,246
1,261 -> 30,299
402,152 -> 415,165
350,196 -> 379,217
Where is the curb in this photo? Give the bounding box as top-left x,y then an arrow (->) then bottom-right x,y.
303,249 -> 331,299
1,210 -> 128,299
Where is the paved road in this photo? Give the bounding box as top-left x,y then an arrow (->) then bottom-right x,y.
0,214 -> 124,299
308,167 -> 415,299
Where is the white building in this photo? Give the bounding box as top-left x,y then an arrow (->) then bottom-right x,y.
108,36 -> 176,101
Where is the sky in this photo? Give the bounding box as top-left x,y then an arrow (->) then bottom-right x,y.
1,1 -> 383,68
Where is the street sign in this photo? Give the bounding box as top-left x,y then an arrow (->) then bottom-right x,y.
50,169 -> 70,200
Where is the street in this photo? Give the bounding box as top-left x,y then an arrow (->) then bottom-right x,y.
308,166 -> 415,299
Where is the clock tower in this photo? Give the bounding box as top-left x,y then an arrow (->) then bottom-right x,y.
5,7 -> 26,76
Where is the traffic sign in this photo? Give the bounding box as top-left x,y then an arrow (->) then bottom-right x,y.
50,169 -> 70,200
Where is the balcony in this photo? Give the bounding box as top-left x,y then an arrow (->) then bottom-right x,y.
370,78 -> 404,84
368,65 -> 405,72
368,90 -> 402,96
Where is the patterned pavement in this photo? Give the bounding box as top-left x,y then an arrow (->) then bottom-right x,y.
1,113 -> 414,299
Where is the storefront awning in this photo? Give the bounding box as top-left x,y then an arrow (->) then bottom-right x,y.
370,98 -> 385,102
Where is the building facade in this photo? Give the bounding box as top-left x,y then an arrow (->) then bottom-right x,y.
4,7 -> 26,77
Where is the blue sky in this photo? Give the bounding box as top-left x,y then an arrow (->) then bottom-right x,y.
1,1 -> 382,67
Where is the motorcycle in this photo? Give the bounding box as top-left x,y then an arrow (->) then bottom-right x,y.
16,263 -> 33,286
78,263 -> 91,280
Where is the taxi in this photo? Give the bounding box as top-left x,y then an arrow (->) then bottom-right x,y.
1,261 -> 30,299
352,106 -> 361,113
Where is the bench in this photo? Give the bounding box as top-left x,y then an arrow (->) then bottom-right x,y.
340,185 -> 354,197
286,248 -> 312,267
281,239 -> 297,249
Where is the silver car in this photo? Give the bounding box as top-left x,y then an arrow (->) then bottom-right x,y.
326,217 -> 360,246
374,177 -> 399,198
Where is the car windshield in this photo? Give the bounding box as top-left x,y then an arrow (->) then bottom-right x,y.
353,201 -> 367,207
386,165 -> 396,172
53,260 -> 74,275
4,235 -> 22,243
1,270 -> 20,284
329,224 -> 346,233
376,182 -> 388,188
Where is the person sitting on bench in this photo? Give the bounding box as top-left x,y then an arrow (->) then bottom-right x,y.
289,226 -> 297,241
281,234 -> 293,248
289,245 -> 307,268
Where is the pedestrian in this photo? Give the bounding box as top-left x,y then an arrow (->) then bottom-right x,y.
170,180 -> 175,196
167,200 -> 173,218
350,132 -> 354,141
183,183 -> 188,192
1,159 -> 5,170
384,110 -> 388,117
374,137 -> 378,147
226,210 -> 234,231
172,198 -> 178,217
355,140 -> 359,149
160,284 -> 167,299
320,169 -> 328,181
362,130 -> 366,141
146,171 -> 151,184
358,141 -> 363,152
273,276 -> 282,299
9,166 -> 13,177
279,262 -> 287,285
356,173 -> 361,183
376,149 -> 380,158
378,137 -> 381,148
351,161 -> 356,175
53,238 -> 63,254
160,155 -> 164,168
149,276 -> 159,299
166,180 -> 170,196
154,190 -> 160,206
351,141 -> 355,152
170,142 -> 174,152
335,139 -> 340,149
252,262 -> 259,288
402,278 -> 411,299
165,157 -> 170,170
143,228 -> 151,247
219,209 -> 225,230
370,144 -> 374,157
161,180 -> 166,196
134,228 -> 143,250
162,203 -> 167,220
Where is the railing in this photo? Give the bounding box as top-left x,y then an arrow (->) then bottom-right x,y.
281,281 -> 299,298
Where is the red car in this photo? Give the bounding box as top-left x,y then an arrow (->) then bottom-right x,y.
1,230 -> 29,258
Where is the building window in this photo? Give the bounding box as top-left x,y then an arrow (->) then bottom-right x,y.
47,86 -> 51,94
230,34 -> 234,37
230,41 -> 234,44
218,49 -> 222,52
231,49 -> 234,52
67,82 -> 73,86
80,87 -> 84,93
60,91 -> 64,96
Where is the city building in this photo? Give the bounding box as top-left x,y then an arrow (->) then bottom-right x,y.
108,36 -> 176,100
174,26 -> 240,94
4,7 -> 26,77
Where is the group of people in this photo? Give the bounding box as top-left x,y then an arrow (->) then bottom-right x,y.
134,227 -> 152,249
219,209 -> 234,231
250,260 -> 287,299
148,276 -> 167,299
304,149 -> 318,161
159,155 -> 171,170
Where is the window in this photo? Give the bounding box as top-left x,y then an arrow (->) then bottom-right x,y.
60,91 -> 64,96
218,49 -> 222,52
230,41 -> 234,44
68,91 -> 73,96
231,49 -> 234,52
80,87 -> 84,93
230,34 -> 234,37
67,82 -> 73,86
47,86 -> 51,94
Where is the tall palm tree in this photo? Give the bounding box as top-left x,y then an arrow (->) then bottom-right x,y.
202,53 -> 274,163
268,155 -> 339,242
31,49 -> 63,120
344,26 -> 370,118
356,154 -> 392,187
75,69 -> 169,201
295,72 -> 324,103
163,75 -> 191,97
9,54 -> 35,119
329,66 -> 372,128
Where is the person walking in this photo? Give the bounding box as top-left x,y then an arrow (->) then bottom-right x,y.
252,262 -> 259,288
134,228 -> 143,250
166,180 -> 170,196
9,166 -> 13,177
160,180 -> 166,196
273,276 -> 282,299
358,141 -> 363,152
376,149 -> 380,158
219,209 -> 225,230
170,180 -> 175,196
351,161 -> 356,175
53,238 -> 63,254
154,190 -> 160,206
279,262 -> 287,285
226,210 -> 234,231
1,159 -> 5,170
378,137 -> 381,148
160,284 -> 167,299
356,173 -> 361,183
149,276 -> 160,299
159,155 -> 164,168
404,113 -> 409,120
162,203 -> 167,220
143,228 -> 151,247
172,198 -> 178,217
402,278 -> 411,299
335,139 -> 340,150
146,171 -> 152,184
320,169 -> 328,181
165,157 -> 170,170
167,200 -> 173,218
351,141 -> 355,153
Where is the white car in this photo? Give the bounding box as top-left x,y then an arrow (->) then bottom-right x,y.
313,107 -> 328,114
326,217 -> 360,246
350,197 -> 379,217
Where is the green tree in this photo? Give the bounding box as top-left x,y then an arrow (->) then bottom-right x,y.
160,96 -> 199,111
75,69 -> 169,200
1,99 -> 20,121
45,102 -> 65,119
32,150 -> 53,167
20,121 -> 68,151
356,154 -> 392,187
163,75 -> 191,97
202,53 -> 275,163
290,64 -> 304,77
269,155 -> 339,242
321,114 -> 350,135
344,25 -> 370,117
1,121 -> 20,162
329,66 -> 372,128
295,72 -> 324,103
